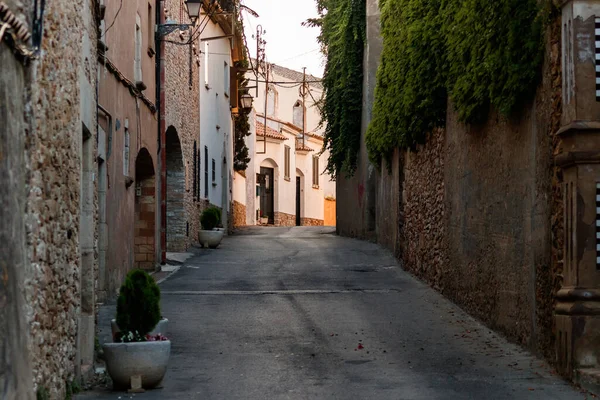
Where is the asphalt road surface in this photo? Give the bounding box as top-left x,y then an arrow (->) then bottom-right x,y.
78,226 -> 588,400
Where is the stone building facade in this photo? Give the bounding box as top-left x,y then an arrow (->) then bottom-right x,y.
0,0 -> 98,397
159,0 -> 202,254
97,0 -> 160,300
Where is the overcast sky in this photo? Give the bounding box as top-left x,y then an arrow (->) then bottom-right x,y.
241,0 -> 324,78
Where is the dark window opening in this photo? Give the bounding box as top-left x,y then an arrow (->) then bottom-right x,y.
204,146 -> 208,197
193,141 -> 197,201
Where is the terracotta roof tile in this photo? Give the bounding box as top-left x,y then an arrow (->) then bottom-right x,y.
256,121 -> 287,140
295,142 -> 314,152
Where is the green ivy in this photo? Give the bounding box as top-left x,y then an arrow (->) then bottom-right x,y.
366,0 -> 546,166
307,0 -> 366,178
234,59 -> 251,171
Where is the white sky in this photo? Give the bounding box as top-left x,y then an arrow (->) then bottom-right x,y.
241,0 -> 324,78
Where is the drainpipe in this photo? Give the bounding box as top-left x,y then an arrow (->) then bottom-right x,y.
157,0 -> 167,264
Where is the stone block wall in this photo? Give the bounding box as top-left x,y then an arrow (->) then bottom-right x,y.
21,0 -> 99,395
135,176 -> 157,269
337,14 -> 562,361
0,2 -> 35,397
166,132 -> 187,251
275,212 -> 296,226
301,217 -> 324,226
162,0 -> 202,251
233,200 -> 246,227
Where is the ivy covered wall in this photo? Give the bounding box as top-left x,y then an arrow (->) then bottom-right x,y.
366,0 -> 547,165
306,0 -> 366,178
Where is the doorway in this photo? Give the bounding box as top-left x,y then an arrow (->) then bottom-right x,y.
259,167 -> 274,224
296,176 -> 301,226
134,148 -> 156,270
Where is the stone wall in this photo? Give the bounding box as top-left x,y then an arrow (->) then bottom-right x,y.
301,217 -> 324,227
135,176 -> 157,269
0,2 -> 35,397
233,200 -> 246,227
338,15 -> 561,361
400,130 -> 448,287
275,212 -> 296,226
161,0 -> 202,251
22,0 -> 99,395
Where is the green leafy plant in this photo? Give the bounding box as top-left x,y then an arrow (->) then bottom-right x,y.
305,0 -> 366,178
234,58 -> 252,172
362,0 -> 546,166
36,387 -> 50,400
65,380 -> 81,400
116,269 -> 161,341
201,206 -> 222,230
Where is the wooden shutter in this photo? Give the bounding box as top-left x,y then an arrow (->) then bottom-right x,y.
230,65 -> 238,109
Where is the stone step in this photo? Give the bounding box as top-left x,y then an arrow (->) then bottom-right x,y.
576,368 -> 600,396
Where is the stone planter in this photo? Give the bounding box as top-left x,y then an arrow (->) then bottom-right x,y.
102,340 -> 171,390
111,318 -> 168,342
198,229 -> 224,249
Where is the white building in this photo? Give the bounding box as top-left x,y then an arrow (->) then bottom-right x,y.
198,5 -> 241,230
232,63 -> 336,227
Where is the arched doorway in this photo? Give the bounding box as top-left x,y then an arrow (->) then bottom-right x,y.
166,126 -> 186,251
134,148 -> 156,270
296,168 -> 304,226
259,158 -> 278,225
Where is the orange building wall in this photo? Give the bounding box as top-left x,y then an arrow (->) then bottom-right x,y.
324,199 -> 336,227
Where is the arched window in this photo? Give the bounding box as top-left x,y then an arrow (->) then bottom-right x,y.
267,85 -> 278,117
293,100 -> 303,128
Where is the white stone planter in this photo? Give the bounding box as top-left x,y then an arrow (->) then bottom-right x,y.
198,229 -> 224,249
110,318 -> 168,342
103,340 -> 171,390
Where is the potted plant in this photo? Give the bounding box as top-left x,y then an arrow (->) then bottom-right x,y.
198,206 -> 224,248
102,269 -> 170,391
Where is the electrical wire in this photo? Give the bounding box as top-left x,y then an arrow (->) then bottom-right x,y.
104,0 -> 123,35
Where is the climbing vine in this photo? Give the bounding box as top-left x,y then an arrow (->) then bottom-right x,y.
234,58 -> 252,171
306,0 -> 366,178
366,0 -> 546,166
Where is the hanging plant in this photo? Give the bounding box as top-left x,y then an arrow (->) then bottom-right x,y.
306,0 -> 366,178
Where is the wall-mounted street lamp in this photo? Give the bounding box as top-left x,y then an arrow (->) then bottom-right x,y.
185,0 -> 201,24
156,0 -> 201,38
240,93 -> 253,110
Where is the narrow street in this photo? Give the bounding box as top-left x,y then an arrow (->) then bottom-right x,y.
80,227 -> 585,400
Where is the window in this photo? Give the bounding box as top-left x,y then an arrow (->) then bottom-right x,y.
312,155 -> 319,187
224,61 -> 229,97
204,146 -> 208,197
293,100 -> 303,128
193,142 -> 197,201
147,3 -> 153,52
284,146 -> 291,180
204,42 -> 209,87
185,161 -> 190,191
212,159 -> 216,182
134,14 -> 142,82
123,127 -> 130,176
267,86 -> 278,116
